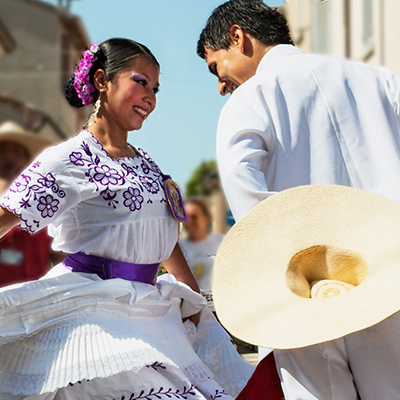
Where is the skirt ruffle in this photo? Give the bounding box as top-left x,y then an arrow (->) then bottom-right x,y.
0,265 -> 254,399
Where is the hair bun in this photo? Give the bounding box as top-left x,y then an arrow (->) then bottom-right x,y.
64,74 -> 85,108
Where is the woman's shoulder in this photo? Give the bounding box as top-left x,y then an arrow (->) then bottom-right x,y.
40,131 -> 91,163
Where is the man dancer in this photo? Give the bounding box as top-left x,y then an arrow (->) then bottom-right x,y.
197,0 -> 400,398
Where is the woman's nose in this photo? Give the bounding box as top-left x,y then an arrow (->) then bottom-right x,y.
145,89 -> 156,107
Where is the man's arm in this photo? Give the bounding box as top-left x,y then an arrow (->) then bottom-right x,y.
217,89 -> 276,221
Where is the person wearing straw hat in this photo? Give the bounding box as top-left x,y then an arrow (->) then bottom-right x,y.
0,121 -> 59,286
197,0 -> 400,399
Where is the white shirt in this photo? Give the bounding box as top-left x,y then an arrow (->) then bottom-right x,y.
180,234 -> 224,309
217,44 -> 400,221
0,130 -> 178,263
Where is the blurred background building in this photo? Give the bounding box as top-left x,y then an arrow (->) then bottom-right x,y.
0,0 -> 90,141
283,0 -> 400,76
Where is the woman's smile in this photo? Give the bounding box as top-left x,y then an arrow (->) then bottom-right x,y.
133,105 -> 149,120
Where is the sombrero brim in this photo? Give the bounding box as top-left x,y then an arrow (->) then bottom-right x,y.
213,185 -> 400,349
0,132 -> 53,157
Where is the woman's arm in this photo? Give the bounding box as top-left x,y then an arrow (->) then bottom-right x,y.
163,243 -> 201,325
0,207 -> 20,239
162,242 -> 200,293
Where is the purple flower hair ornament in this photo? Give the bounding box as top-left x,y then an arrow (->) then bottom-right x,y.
73,44 -> 100,106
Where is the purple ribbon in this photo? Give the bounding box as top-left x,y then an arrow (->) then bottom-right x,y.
63,252 -> 160,285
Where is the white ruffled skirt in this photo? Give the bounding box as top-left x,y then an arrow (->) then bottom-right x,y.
0,265 -> 254,400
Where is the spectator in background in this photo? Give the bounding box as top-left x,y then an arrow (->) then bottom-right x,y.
0,121 -> 61,286
180,198 -> 224,311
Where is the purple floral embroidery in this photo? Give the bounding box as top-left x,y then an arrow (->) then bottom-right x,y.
94,165 -> 123,186
123,187 -> 144,211
81,141 -> 93,157
139,148 -> 161,174
140,160 -> 151,175
67,140 -> 167,210
68,379 -> 90,387
69,151 -> 85,166
37,173 -> 56,188
113,384 -> 197,400
1,160 -> 66,232
139,176 -> 159,194
37,195 -> 59,218
10,174 -> 29,193
210,389 -> 229,399
146,362 -> 166,371
68,141 -> 126,208
121,163 -> 138,176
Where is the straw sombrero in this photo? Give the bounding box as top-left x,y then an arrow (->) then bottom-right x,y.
0,121 -> 53,157
213,185 -> 400,349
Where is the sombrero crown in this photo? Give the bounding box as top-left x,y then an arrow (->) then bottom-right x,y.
213,185 -> 400,349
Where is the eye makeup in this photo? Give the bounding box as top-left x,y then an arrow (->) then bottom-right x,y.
132,73 -> 147,85
132,73 -> 160,94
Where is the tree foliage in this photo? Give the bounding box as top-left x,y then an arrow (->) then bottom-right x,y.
185,160 -> 220,197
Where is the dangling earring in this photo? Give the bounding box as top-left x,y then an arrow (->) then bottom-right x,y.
83,96 -> 101,129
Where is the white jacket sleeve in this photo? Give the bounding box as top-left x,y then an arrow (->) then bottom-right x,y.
216,84 -> 277,221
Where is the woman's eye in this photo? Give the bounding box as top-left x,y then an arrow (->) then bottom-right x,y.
132,76 -> 147,86
153,87 -> 160,94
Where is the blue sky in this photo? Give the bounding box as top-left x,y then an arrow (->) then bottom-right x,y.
45,0 -> 284,187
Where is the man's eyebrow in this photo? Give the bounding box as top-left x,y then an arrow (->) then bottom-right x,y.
208,62 -> 218,77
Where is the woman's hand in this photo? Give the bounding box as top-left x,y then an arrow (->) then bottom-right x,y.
182,312 -> 201,327
189,311 -> 201,326
163,243 -> 202,326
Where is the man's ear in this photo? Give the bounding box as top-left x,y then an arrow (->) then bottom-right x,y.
229,25 -> 246,53
93,69 -> 108,93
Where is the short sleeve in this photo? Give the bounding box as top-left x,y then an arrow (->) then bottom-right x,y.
0,148 -> 81,234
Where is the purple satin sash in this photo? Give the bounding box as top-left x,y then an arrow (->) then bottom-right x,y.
63,252 -> 160,285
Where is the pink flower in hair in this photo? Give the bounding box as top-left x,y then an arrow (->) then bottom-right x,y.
73,44 -> 100,106
90,44 -> 100,53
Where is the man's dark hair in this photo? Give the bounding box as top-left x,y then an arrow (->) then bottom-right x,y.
197,0 -> 293,59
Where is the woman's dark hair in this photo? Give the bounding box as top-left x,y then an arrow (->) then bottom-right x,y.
197,0 -> 293,59
65,38 -> 159,108
185,198 -> 212,220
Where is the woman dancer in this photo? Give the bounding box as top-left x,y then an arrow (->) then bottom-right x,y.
0,38 -> 253,400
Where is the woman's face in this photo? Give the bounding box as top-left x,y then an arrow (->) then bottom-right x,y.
184,203 -> 210,241
103,56 -> 160,132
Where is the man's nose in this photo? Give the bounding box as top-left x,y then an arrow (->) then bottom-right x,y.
218,80 -> 229,96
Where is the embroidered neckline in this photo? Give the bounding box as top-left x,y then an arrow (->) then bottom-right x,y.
81,129 -> 143,162
68,139 -> 165,210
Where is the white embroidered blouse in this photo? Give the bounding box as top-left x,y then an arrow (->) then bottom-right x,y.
0,130 -> 178,264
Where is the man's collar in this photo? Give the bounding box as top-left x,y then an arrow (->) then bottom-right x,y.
256,44 -> 303,75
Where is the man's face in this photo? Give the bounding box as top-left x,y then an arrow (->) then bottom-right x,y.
0,141 -> 30,181
205,45 -> 258,96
